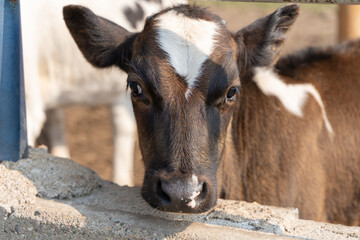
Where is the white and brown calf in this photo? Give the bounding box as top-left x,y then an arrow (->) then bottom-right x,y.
21,0 -> 184,186
63,4 -> 360,225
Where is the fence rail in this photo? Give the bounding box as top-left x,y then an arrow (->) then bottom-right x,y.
205,0 -> 359,4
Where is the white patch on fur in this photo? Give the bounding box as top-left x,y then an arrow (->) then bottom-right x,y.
156,11 -> 218,98
191,174 -> 198,184
187,190 -> 200,208
185,175 -> 200,208
253,67 -> 334,134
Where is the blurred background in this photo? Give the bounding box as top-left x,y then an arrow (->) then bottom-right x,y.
35,2 -> 356,183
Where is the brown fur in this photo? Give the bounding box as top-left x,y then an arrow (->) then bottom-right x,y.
63,4 -> 360,224
220,40 -> 360,225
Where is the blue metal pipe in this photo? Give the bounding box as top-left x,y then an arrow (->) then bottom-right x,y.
0,0 -> 28,161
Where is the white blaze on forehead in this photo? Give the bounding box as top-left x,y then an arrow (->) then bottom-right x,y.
253,67 -> 334,135
156,10 -> 219,98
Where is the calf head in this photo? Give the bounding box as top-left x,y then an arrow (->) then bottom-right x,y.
63,4 -> 299,213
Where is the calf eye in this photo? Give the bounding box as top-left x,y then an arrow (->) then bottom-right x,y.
226,87 -> 237,101
129,81 -> 143,97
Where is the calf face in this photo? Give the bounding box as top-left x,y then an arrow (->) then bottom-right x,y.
63,4 -> 299,213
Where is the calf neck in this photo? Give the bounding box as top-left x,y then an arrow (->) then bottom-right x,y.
63,4 -> 360,225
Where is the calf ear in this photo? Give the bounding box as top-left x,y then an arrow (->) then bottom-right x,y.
234,4 -> 299,78
63,5 -> 137,72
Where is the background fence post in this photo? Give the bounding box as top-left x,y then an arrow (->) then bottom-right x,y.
0,0 -> 28,161
338,5 -> 360,42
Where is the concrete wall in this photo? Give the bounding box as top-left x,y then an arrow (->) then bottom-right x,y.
0,147 -> 359,239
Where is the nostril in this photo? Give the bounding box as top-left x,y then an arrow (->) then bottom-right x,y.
156,180 -> 171,205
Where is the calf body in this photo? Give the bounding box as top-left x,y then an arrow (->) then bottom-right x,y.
64,4 -> 360,224
221,41 -> 360,225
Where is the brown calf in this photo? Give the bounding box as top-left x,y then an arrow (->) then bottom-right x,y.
63,4 -> 360,225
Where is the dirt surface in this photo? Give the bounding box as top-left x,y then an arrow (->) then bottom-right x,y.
65,106 -> 114,181
62,3 -> 337,181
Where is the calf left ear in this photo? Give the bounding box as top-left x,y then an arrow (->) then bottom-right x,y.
234,4 -> 299,78
63,5 -> 137,72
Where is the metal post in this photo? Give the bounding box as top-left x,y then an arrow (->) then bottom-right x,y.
0,0 -> 28,161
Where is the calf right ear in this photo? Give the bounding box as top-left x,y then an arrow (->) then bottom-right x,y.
234,4 -> 299,78
63,5 -> 137,72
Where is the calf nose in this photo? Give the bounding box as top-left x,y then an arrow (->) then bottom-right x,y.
156,175 -> 207,212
